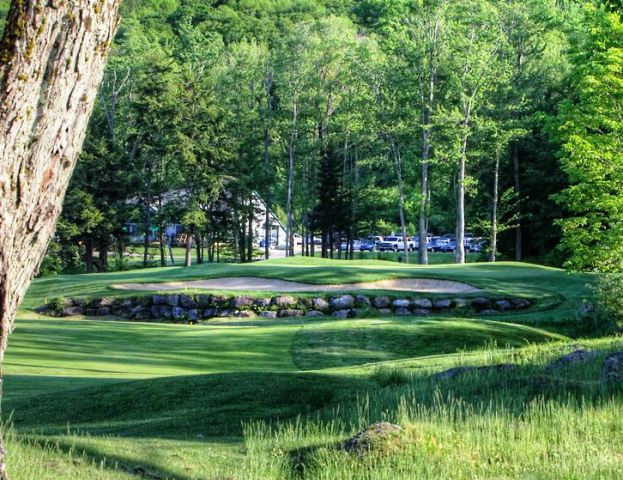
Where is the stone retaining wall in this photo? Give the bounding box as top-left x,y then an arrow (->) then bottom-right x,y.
36,293 -> 533,324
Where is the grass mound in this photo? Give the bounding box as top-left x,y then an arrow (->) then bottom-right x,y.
292,317 -> 567,370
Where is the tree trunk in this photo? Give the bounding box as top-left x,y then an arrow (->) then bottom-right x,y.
168,236 -> 175,265
84,239 -> 95,273
185,232 -> 192,267
490,147 -> 500,262
98,239 -> 108,272
456,132 -> 468,264
159,228 -> 166,267
0,1 -> 120,477
195,234 -> 203,265
286,101 -> 298,259
391,139 -> 409,263
419,121 -> 431,265
513,142 -> 522,262
143,165 -> 152,268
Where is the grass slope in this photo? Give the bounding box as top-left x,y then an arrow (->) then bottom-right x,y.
2,258 -> 616,479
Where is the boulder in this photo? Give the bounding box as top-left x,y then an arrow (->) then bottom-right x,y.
167,295 -> 180,307
343,422 -> 403,455
171,306 -> 185,320
211,295 -> 230,307
92,297 -> 116,308
260,311 -> 278,319
373,296 -> 391,309
306,310 -> 324,317
71,298 -> 87,307
435,363 -> 516,380
433,299 -> 452,309
391,299 -> 411,309
133,307 -> 150,320
235,310 -> 257,318
453,298 -> 468,308
218,309 -> 234,317
472,297 -> 492,310
231,296 -> 253,309
187,309 -> 200,322
152,294 -> 168,306
601,352 -> 623,383
151,305 -> 172,319
255,297 -> 272,308
202,308 -> 218,319
197,294 -> 212,308
394,307 -> 411,316
546,349 -> 596,370
434,366 -> 477,380
34,305 -> 50,315
355,295 -> 372,308
272,295 -> 297,307
312,297 -> 330,311
95,307 -> 111,316
412,309 -> 430,316
495,299 -> 513,311
511,298 -> 532,309
62,306 -> 84,317
180,294 -> 198,309
279,309 -> 304,318
411,298 -> 433,309
330,295 -> 355,309
378,308 -> 392,315
478,309 -> 500,316
333,309 -> 351,319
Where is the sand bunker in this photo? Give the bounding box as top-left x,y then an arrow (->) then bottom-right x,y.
112,276 -> 480,294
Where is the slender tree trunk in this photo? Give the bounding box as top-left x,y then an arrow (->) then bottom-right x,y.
490,147 -> 500,263
159,229 -> 166,267
196,234 -> 203,265
143,166 -> 152,268
286,100 -> 298,258
391,139 -> 409,263
263,127 -> 271,261
513,142 -> 522,261
168,236 -> 175,265
0,2 -> 120,477
419,122 -> 431,265
185,232 -> 192,267
456,132 -> 468,264
247,210 -> 253,262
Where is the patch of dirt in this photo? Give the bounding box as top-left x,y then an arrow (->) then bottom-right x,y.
112,276 -> 481,294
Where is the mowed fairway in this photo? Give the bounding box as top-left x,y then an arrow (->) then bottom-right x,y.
3,258 -> 622,479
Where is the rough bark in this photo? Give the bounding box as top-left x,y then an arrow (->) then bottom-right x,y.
0,1 -> 121,476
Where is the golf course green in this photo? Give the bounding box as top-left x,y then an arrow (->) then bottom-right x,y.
3,258 -> 622,479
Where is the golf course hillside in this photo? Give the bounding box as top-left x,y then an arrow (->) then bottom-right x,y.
3,258 -> 622,479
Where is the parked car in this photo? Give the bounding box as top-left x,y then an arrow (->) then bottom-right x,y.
438,240 -> 457,253
378,236 -> 416,252
359,239 -> 376,251
339,240 -> 362,251
432,237 -> 451,252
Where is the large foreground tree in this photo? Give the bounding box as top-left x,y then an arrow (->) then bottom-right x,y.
0,1 -> 121,476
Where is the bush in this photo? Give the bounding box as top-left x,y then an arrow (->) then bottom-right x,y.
593,273 -> 623,333
370,366 -> 411,388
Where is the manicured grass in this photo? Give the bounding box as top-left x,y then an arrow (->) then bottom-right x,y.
2,257 -> 615,479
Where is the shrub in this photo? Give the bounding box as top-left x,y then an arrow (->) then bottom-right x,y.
370,366 -> 411,388
593,273 -> 623,334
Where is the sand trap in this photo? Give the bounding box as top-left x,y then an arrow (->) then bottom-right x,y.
112,276 -> 480,294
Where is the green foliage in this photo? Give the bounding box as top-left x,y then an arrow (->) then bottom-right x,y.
593,273 -> 623,332
554,5 -> 623,271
